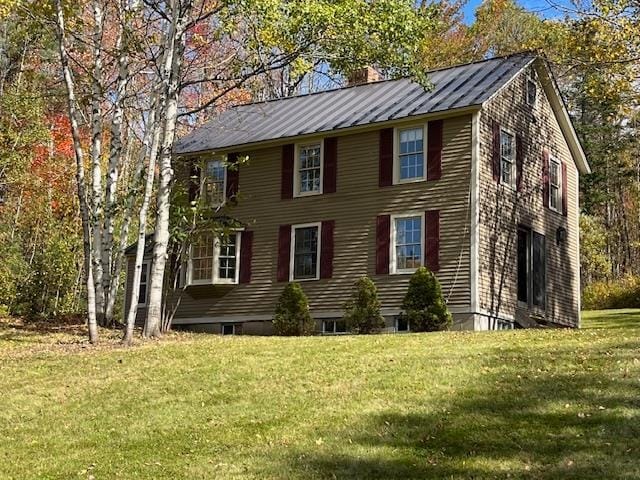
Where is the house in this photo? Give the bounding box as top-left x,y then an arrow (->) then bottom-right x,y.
124,53 -> 591,334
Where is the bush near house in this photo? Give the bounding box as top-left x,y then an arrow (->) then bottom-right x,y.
398,266 -> 452,332
582,275 -> 640,310
343,277 -> 385,334
273,282 -> 315,336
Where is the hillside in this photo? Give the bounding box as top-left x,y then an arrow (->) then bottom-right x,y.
1,310 -> 639,479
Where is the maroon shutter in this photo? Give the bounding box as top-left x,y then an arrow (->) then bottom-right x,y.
542,149 -> 550,208
277,225 -> 291,282
376,215 -> 391,274
188,161 -> 201,204
562,161 -> 568,216
492,120 -> 501,182
516,134 -> 524,191
379,128 -> 394,187
320,220 -> 335,279
323,137 -> 337,194
226,152 -> 239,202
425,210 -> 440,272
281,144 -> 294,200
239,231 -> 253,284
427,119 -> 443,181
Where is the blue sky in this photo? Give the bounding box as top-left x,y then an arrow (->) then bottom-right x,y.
461,0 -> 575,24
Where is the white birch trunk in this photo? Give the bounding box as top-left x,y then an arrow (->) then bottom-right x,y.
90,0 -> 106,325
54,0 -> 98,344
144,0 -> 192,338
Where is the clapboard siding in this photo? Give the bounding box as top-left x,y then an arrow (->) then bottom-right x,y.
166,114 -> 473,320
478,66 -> 580,326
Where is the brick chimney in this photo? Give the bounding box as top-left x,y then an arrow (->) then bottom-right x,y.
347,66 -> 381,86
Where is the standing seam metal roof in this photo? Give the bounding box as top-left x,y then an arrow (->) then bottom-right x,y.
174,54 -> 535,155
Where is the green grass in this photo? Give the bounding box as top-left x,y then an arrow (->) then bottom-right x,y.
1,311 -> 640,479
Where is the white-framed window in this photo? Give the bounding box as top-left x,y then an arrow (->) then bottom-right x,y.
526,77 -> 537,106
203,158 -> 226,206
322,319 -> 347,334
138,262 -> 149,306
394,125 -> 426,184
221,324 -> 236,335
395,316 -> 410,332
500,128 -> 516,188
549,156 -> 562,212
290,222 -> 321,281
390,213 -> 424,274
294,141 -> 323,197
497,319 -> 514,330
187,232 -> 241,285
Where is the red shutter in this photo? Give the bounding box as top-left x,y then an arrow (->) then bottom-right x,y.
492,120 -> 501,182
239,230 -> 253,284
516,134 -> 524,192
281,144 -> 294,200
277,225 -> 291,282
542,149 -> 550,208
562,161 -> 568,216
379,128 -> 394,187
376,215 -> 390,274
320,220 -> 335,279
226,152 -> 239,202
323,137 -> 337,194
425,210 -> 440,272
188,160 -> 201,204
427,119 -> 443,181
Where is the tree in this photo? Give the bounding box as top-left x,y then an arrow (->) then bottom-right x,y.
398,267 -> 452,332
273,283 -> 314,336
343,277 -> 385,334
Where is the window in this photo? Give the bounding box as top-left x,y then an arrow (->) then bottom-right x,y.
549,157 -> 562,212
203,159 -> 226,206
295,142 -> 323,196
497,319 -> 514,330
188,232 -> 241,285
517,227 -> 546,309
391,214 -> 424,274
291,223 -> 320,281
395,317 -> 410,332
526,78 -> 537,106
396,126 -> 425,182
323,319 -> 346,334
138,262 -> 149,305
500,129 -> 515,187
221,324 -> 236,335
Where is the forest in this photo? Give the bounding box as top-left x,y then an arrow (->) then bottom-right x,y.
0,0 -> 638,343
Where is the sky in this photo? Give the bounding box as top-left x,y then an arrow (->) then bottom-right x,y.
461,0 -> 577,24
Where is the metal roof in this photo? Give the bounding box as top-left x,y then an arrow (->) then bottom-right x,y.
175,54 -> 535,155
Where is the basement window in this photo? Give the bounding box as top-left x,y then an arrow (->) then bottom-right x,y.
395,317 -> 410,332
323,319 -> 347,334
221,324 -> 236,335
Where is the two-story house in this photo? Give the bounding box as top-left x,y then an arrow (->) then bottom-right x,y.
124,53 -> 590,334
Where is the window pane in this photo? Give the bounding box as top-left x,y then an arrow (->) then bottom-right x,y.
395,217 -> 422,270
500,131 -> 514,185
532,232 -> 546,308
205,160 -> 225,205
191,234 -> 214,282
399,128 -> 424,180
218,234 -> 237,281
299,144 -> 321,193
517,230 -> 529,303
293,226 -> 318,279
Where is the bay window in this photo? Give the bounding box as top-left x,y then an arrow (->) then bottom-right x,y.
188,232 -> 240,285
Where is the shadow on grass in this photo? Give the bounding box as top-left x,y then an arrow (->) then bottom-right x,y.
284,341 -> 640,479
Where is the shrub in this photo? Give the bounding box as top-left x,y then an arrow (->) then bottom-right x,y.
343,277 -> 385,334
582,276 -> 640,310
398,266 -> 452,332
273,282 -> 315,336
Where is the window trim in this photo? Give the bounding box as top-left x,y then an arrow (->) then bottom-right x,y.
499,127 -> 516,190
548,155 -> 563,214
138,261 -> 149,306
526,77 -> 537,107
289,222 -> 322,282
393,123 -> 428,185
390,212 -> 425,275
186,231 -> 242,286
293,140 -> 324,198
202,156 -> 227,208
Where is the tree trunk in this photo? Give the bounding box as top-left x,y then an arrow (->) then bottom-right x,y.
54,0 -> 98,344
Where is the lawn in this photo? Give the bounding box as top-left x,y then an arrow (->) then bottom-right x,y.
1,311 -> 640,479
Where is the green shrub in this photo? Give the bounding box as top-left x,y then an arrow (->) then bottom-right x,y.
343,277 -> 385,334
398,266 -> 452,332
273,283 -> 315,336
582,276 -> 640,310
